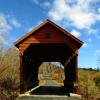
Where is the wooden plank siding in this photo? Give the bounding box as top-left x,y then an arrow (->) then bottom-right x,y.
19,24 -> 80,54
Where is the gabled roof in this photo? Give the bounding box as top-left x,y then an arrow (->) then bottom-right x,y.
14,19 -> 83,48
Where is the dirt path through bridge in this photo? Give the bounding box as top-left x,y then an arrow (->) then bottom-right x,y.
17,80 -> 82,100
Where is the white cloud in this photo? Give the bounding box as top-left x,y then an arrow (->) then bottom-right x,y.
27,26 -> 34,32
27,20 -> 43,32
0,14 -> 12,46
0,35 -> 8,45
10,18 -> 21,28
70,11 -> 95,29
96,14 -> 100,20
88,28 -> 98,35
82,42 -> 88,48
48,0 -> 68,21
0,14 -> 12,33
98,8 -> 100,13
0,13 -> 22,48
95,50 -> 100,56
48,0 -> 100,31
71,29 -> 81,37
87,38 -> 92,42
37,20 -> 43,25
43,2 -> 51,8
32,0 -> 51,9
32,0 -> 39,4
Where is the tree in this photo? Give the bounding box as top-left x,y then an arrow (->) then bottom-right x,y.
0,47 -> 20,89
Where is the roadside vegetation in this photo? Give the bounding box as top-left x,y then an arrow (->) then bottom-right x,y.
78,69 -> 100,100
0,47 -> 100,100
0,47 -> 19,99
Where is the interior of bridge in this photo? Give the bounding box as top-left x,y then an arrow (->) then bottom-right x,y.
20,43 -> 77,94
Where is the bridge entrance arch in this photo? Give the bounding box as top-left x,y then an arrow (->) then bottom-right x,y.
14,19 -> 83,93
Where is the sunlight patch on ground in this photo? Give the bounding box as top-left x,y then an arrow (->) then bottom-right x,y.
39,80 -> 46,86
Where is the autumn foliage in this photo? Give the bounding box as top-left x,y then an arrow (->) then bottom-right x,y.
0,47 -> 100,100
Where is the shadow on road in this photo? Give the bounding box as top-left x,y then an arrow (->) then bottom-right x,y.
31,86 -> 70,96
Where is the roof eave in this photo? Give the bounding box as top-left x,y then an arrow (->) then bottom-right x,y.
14,19 -> 84,48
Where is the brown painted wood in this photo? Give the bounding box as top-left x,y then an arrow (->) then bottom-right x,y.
17,23 -> 82,54
15,20 -> 83,53
14,19 -> 83,94
14,20 -> 83,47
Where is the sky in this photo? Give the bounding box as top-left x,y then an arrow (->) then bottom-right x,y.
0,0 -> 100,68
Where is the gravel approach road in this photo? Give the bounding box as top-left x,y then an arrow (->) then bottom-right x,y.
16,80 -> 83,100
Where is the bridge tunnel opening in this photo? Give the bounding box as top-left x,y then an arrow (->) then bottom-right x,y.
38,62 -> 65,86
21,43 -> 77,94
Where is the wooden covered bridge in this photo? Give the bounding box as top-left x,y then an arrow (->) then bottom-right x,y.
14,19 -> 83,94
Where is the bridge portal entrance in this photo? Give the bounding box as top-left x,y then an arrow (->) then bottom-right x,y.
14,19 -> 83,94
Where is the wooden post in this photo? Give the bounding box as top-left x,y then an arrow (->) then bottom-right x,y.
19,52 -> 23,93
64,60 -> 74,94
64,52 -> 78,94
75,54 -> 78,81
72,54 -> 78,93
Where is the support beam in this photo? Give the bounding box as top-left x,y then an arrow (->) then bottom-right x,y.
63,53 -> 78,94
19,53 -> 23,93
20,54 -> 42,93
64,61 -> 74,93
71,54 -> 78,81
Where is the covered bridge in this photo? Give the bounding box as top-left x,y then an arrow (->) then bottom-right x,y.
14,19 -> 83,93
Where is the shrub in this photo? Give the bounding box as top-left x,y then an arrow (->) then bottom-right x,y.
94,75 -> 100,89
